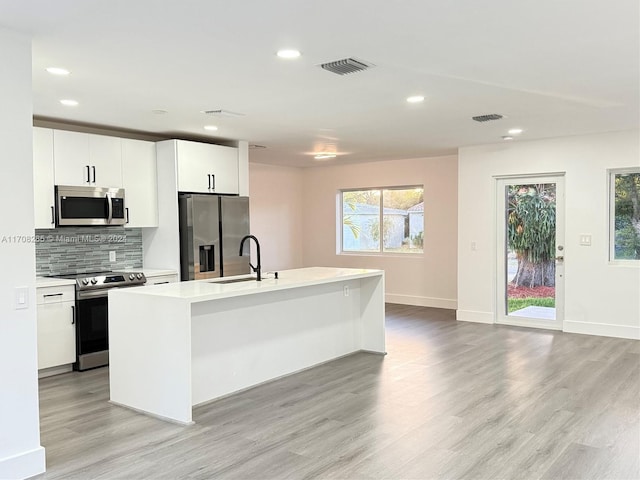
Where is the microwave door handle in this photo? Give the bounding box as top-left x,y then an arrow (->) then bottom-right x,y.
106,195 -> 113,224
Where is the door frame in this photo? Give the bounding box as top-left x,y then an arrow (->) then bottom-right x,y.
494,173 -> 565,330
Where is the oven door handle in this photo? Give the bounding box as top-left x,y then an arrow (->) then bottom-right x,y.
106,194 -> 113,224
71,305 -> 75,324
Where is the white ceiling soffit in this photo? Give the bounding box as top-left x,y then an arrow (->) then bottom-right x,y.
0,0 -> 638,167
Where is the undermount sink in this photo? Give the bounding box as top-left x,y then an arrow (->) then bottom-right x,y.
210,277 -> 257,284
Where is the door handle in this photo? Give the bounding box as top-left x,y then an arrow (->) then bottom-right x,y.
555,256 -> 564,261
51,205 -> 55,224
91,166 -> 96,183
71,305 -> 75,325
106,195 -> 113,223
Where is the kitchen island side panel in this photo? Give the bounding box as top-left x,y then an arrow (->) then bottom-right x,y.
190,279 -> 367,405
109,290 -> 194,424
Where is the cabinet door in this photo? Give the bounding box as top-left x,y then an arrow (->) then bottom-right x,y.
37,301 -> 76,369
53,130 -> 91,186
33,127 -> 55,228
122,139 -> 158,227
176,141 -> 239,194
89,134 -> 122,187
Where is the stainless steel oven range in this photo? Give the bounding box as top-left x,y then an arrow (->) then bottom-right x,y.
55,271 -> 146,371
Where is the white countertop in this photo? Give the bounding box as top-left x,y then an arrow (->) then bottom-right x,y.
110,267 -> 383,304
36,276 -> 76,288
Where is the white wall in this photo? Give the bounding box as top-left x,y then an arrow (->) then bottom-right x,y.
249,163 -> 304,271
458,130 -> 640,339
0,29 -> 46,479
301,156 -> 458,309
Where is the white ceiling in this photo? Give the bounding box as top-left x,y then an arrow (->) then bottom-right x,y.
1,0 -> 638,167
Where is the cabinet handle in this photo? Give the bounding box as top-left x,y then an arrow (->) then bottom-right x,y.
207,174 -> 211,189
155,281 -> 169,285
71,305 -> 75,325
51,206 -> 55,225
92,166 -> 96,183
43,293 -> 63,297
211,174 -> 215,190
125,207 -> 129,224
86,165 -> 90,183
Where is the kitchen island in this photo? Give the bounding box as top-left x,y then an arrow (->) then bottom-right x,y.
108,267 -> 385,424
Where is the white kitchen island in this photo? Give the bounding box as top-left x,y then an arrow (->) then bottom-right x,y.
108,267 -> 385,424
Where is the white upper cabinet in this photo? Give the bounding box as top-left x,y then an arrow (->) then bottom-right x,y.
175,140 -> 239,194
33,127 -> 55,229
53,130 -> 123,188
122,139 -> 158,227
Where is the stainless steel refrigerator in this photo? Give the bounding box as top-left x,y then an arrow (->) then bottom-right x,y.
178,193 -> 250,280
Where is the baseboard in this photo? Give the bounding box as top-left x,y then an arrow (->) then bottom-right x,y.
0,446 -> 45,480
385,294 -> 456,310
563,320 -> 640,340
456,309 -> 494,324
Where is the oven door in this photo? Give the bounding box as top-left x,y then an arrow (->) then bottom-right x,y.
75,290 -> 109,371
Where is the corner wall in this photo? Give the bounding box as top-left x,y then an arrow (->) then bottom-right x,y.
301,155 -> 458,309
0,28 -> 46,479
457,130 -> 640,339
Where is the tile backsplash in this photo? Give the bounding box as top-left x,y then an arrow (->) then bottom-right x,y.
35,227 -> 143,276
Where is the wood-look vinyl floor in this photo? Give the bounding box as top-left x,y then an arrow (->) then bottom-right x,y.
36,304 -> 640,480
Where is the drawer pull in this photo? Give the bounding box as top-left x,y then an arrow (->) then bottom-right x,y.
43,293 -> 64,297
155,281 -> 170,285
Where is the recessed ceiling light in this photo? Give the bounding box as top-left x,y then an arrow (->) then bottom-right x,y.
508,128 -> 523,135
314,153 -> 337,160
502,135 -> 514,141
406,95 -> 425,103
46,67 -> 70,76
204,125 -> 218,131
277,49 -> 301,59
60,99 -> 78,106
151,109 -> 168,115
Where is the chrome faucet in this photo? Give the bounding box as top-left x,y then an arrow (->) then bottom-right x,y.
239,235 -> 261,281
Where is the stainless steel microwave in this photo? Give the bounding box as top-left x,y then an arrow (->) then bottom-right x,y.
55,186 -> 126,226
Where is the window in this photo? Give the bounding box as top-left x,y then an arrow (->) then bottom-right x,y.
341,186 -> 424,254
610,168 -> 640,261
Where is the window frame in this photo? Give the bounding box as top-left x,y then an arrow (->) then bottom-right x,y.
609,167 -> 640,264
339,185 -> 424,256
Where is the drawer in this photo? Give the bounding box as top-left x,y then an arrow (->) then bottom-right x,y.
36,285 -> 75,304
146,274 -> 178,285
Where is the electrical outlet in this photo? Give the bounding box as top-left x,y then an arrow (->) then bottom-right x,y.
15,287 -> 28,310
109,251 -> 116,262
343,285 -> 350,297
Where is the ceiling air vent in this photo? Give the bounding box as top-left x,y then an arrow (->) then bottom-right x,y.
319,57 -> 374,76
201,109 -> 245,117
472,114 -> 503,122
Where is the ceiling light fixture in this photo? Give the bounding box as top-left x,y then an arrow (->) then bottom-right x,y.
204,125 -> 218,131
502,135 -> 514,141
508,128 -> 523,135
60,99 -> 78,106
277,49 -> 301,59
314,153 -> 337,160
151,109 -> 168,115
406,95 -> 425,103
46,67 -> 70,75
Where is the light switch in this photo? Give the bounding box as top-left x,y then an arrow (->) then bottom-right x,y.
15,287 -> 28,310
471,241 -> 477,251
579,234 -> 592,246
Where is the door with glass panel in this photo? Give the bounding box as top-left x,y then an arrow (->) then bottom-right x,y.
496,175 -> 565,330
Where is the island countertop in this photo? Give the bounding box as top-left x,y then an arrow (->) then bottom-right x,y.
112,267 -> 383,303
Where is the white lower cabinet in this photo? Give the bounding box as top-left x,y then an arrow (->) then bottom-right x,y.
36,285 -> 76,371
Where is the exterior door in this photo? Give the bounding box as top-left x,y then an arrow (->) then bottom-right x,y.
496,175 -> 565,330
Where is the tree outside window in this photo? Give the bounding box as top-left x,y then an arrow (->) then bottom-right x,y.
611,169 -> 640,261
341,187 -> 424,254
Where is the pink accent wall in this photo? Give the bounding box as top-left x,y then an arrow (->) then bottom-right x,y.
250,155 -> 458,307
249,163 -> 304,271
